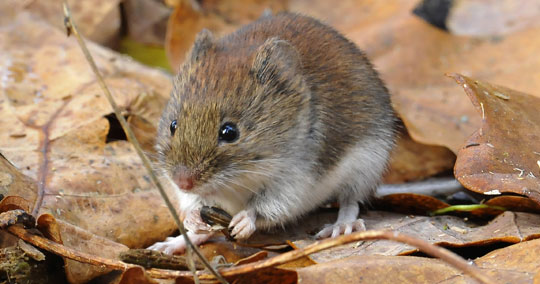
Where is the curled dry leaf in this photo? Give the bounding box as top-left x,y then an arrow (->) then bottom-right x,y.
374,193 -> 450,216
118,266 -> 158,284
485,196 -> 540,215
0,155 -> 35,211
35,214 -> 129,283
450,74 -> 540,203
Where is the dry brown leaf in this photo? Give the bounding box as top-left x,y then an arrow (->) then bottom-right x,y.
296,255 -> 463,284
448,0 -> 540,36
25,0 -> 121,46
198,235 -> 265,264
296,238 -> 540,284
376,194 -> 540,218
451,74 -> 540,203
0,155 -> 36,248
0,155 -> 35,211
374,193 -> 449,215
384,128 -> 455,183
118,267 -> 158,284
485,196 -> 540,215
36,215 -> 129,283
442,238 -> 540,283
293,210 -> 540,263
0,10 -> 176,283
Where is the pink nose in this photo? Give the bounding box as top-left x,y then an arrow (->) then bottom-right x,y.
173,167 -> 195,190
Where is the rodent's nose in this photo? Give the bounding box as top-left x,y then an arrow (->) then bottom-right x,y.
173,167 -> 196,191
177,176 -> 193,190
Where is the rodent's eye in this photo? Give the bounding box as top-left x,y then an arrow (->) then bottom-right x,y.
170,120 -> 178,136
219,122 -> 239,143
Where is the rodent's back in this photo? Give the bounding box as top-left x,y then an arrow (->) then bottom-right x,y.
221,13 -> 396,171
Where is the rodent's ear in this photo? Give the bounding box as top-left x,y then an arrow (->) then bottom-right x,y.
252,38 -> 302,86
189,29 -> 214,61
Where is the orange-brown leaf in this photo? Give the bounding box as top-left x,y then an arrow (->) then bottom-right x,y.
451,74 -> 540,203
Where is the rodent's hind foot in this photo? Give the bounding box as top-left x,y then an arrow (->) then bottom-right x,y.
147,231 -> 213,255
229,209 -> 257,240
315,218 -> 366,239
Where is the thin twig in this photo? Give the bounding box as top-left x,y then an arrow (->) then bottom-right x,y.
61,2 -> 226,283
8,224 -> 497,284
218,230 -> 497,284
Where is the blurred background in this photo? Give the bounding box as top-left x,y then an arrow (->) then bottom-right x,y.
3,0 -> 539,184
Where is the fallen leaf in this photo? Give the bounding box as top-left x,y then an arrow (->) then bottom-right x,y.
485,196 -> 540,215
293,210 -> 540,263
374,193 -> 449,216
296,255 -> 463,284
296,237 -> 540,284
447,0 -> 540,36
451,74 -> 540,203
384,128 -> 456,183
445,238 -> 540,283
0,11 -> 175,283
26,0 -> 121,46
198,235 -> 265,264
0,155 -> 35,211
36,215 -> 129,283
118,267 -> 158,284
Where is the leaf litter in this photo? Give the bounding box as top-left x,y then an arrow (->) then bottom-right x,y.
1,0 -> 540,283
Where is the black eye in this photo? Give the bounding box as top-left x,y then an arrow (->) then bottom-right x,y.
219,122 -> 239,143
170,120 -> 178,136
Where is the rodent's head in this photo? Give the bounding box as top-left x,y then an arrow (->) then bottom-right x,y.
157,29 -> 311,196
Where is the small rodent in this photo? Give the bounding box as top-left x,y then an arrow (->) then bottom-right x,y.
148,12 -> 397,254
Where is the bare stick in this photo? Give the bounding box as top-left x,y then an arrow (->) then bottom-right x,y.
61,3 -> 226,283
218,230 -> 497,284
8,225 -> 132,270
9,224 -> 497,284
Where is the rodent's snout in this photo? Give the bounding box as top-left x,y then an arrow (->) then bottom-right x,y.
172,166 -> 199,191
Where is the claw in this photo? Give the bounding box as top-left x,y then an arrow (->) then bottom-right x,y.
315,219 -> 366,239
229,209 -> 256,240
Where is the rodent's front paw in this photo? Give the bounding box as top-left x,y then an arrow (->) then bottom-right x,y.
229,209 -> 256,240
315,218 -> 366,239
184,208 -> 212,234
147,231 -> 213,255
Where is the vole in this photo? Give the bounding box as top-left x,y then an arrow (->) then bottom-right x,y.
149,12 -> 397,254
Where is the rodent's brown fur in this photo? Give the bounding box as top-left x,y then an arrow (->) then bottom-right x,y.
156,12 -> 396,230
158,12 -> 395,181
